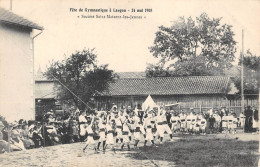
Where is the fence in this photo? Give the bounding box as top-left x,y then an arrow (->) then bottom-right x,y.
95,94 -> 259,115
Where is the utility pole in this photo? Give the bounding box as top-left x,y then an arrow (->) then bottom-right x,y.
10,0 -> 12,10
241,30 -> 245,114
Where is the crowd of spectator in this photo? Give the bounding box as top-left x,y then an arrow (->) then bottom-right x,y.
0,105 -> 258,154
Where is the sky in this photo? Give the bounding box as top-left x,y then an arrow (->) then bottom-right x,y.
1,0 -> 259,72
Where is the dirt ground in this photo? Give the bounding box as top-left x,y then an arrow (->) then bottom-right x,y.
0,142 -> 175,167
0,132 -> 258,167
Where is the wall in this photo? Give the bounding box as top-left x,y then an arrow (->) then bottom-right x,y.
0,22 -> 34,122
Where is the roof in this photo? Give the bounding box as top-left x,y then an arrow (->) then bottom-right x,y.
102,76 -> 230,96
0,7 -> 43,30
35,66 -> 49,81
35,81 -> 57,99
117,72 -> 146,78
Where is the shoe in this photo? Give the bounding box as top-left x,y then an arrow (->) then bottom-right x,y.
83,148 -> 85,153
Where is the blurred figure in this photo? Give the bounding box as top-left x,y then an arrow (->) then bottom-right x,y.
10,123 -> 26,151
0,121 -> 9,153
71,120 -> 79,143
239,112 -> 246,129
21,124 -> 35,149
79,111 -> 88,142
252,107 -> 259,132
31,123 -> 43,148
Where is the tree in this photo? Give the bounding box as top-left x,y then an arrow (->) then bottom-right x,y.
147,13 -> 237,77
233,50 -> 260,94
45,49 -> 115,110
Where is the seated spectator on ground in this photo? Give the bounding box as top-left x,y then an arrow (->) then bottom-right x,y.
10,123 -> 26,151
31,123 -> 43,148
21,123 -> 35,149
47,121 -> 60,144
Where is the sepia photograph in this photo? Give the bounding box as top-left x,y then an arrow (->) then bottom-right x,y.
0,0 -> 259,166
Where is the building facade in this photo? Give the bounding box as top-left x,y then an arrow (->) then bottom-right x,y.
95,75 -> 259,115
0,7 -> 43,121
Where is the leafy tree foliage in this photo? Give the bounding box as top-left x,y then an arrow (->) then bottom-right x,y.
233,50 -> 260,94
147,13 -> 236,77
45,49 -> 115,110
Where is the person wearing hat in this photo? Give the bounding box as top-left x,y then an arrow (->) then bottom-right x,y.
213,111 -> 221,133
199,114 -> 207,135
10,122 -> 26,151
186,112 -> 193,134
31,124 -> 43,148
120,115 -> 131,151
239,111 -> 246,129
96,116 -> 106,151
252,106 -> 259,132
156,106 -> 173,144
179,110 -> 187,134
83,115 -> 98,153
132,111 -> 145,149
230,112 -> 237,134
143,111 -> 156,147
126,106 -> 133,115
191,112 -> 198,134
20,124 -> 35,149
111,104 -> 118,113
103,116 -> 116,152
170,112 -> 180,134
79,111 -> 88,142
114,112 -> 123,144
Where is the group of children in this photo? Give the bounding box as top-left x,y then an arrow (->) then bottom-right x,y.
80,105 -> 175,153
79,105 -> 243,153
170,109 -> 241,135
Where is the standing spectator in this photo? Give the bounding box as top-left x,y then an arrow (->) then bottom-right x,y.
245,106 -> 253,132
239,112 -> 246,129
79,111 -> 88,142
222,112 -> 228,133
60,121 -> 72,144
166,110 -> 172,129
41,122 -> 54,146
252,107 -> 259,132
71,120 -> 79,143
208,115 -> 215,133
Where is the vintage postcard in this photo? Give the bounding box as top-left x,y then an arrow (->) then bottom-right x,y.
0,0 -> 259,166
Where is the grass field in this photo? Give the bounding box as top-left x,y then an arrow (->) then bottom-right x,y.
129,135 -> 259,167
